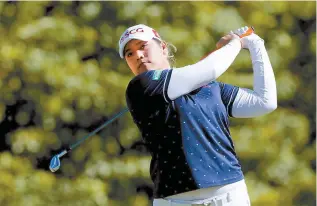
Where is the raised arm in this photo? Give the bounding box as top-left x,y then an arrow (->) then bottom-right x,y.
231,31 -> 277,118
167,35 -> 241,100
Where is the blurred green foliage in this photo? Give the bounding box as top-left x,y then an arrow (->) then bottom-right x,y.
0,1 -> 315,206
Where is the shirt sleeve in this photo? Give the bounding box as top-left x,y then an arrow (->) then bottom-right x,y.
167,39 -> 241,100
126,69 -> 173,103
231,39 -> 277,118
125,69 -> 173,126
218,82 -> 239,117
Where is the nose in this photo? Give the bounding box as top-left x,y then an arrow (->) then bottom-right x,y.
136,50 -> 144,60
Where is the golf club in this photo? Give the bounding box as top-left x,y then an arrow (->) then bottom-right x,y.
49,107 -> 129,172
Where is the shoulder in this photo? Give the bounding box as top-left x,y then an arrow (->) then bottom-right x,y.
207,80 -> 222,88
209,81 -> 239,96
126,69 -> 171,97
212,81 -> 235,89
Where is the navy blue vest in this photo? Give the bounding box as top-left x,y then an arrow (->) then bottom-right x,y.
126,69 -> 243,198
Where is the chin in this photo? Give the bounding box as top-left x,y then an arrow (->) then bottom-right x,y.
134,68 -> 147,75
135,64 -> 158,75
139,66 -> 152,74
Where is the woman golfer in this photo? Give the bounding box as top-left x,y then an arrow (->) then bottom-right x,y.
119,24 -> 277,206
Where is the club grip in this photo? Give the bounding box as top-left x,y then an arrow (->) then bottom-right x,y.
200,26 -> 255,61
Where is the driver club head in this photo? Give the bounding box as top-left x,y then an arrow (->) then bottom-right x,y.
49,155 -> 61,172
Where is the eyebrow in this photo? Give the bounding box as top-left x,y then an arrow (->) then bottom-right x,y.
124,40 -> 145,56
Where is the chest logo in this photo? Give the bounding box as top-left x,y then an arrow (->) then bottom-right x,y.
152,70 -> 163,80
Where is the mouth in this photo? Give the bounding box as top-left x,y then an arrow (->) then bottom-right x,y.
138,62 -> 147,69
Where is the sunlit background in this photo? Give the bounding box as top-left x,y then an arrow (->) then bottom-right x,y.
0,1 -> 315,206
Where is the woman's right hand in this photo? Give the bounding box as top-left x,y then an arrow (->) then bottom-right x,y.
216,33 -> 241,49
231,26 -> 264,49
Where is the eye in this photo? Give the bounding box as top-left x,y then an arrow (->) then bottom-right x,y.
126,52 -> 133,58
140,43 -> 147,49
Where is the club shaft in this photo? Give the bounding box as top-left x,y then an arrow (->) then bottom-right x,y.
69,108 -> 129,151
57,150 -> 68,158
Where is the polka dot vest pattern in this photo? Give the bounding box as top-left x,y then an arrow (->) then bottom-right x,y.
126,70 -> 244,198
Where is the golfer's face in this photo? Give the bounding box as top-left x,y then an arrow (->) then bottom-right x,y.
124,39 -> 166,75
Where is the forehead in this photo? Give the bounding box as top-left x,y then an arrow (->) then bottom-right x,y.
124,39 -> 146,50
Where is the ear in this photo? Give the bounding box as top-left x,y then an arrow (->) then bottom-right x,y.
161,42 -> 168,56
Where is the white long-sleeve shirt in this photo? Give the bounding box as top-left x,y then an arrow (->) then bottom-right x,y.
167,38 -> 277,117
232,39 -> 277,117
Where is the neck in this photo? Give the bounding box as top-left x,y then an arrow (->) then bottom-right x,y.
160,60 -> 171,69
151,61 -> 171,71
